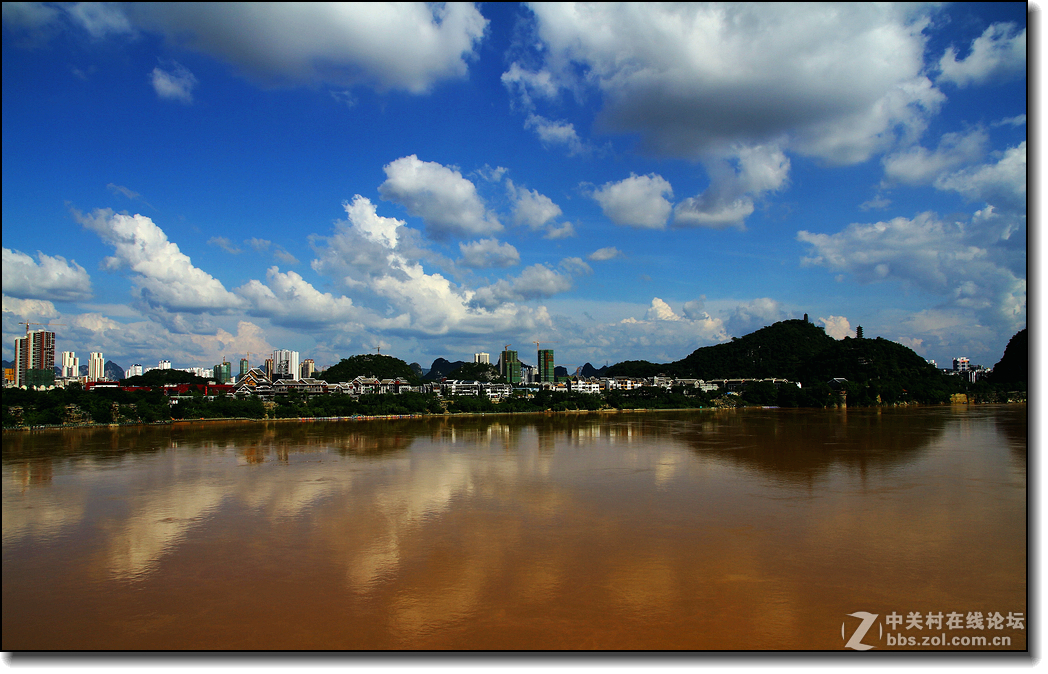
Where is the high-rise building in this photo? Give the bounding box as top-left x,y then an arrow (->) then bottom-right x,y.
300,358 -> 315,378
126,364 -> 144,378
213,360 -> 232,383
159,359 -> 171,370
240,358 -> 250,376
264,358 -> 274,381
273,349 -> 300,381
537,349 -> 555,383
500,349 -> 522,384
953,357 -> 971,372
474,352 -> 490,365
15,330 -> 56,387
88,352 -> 105,381
61,351 -> 80,379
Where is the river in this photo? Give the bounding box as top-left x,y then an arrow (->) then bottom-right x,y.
2,406 -> 1027,651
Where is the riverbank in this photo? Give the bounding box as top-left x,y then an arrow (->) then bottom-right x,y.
1,399 -> 1026,434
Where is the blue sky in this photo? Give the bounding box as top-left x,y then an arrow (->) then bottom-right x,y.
2,2 -> 1029,374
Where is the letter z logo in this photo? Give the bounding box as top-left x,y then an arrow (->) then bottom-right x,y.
842,612 -> 880,651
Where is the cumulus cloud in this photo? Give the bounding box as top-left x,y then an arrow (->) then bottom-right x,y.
2,295 -> 59,320
524,114 -> 588,156
309,196 -> 555,337
458,238 -> 520,269
723,298 -> 788,336
378,155 -> 501,240
588,247 -> 623,262
934,142 -> 1026,213
646,298 -> 682,321
520,3 -> 943,165
674,143 -> 790,228
151,61 -> 198,104
798,211 -> 1025,333
2,248 -> 92,302
236,267 -> 362,330
937,23 -> 1026,88
470,263 -> 575,309
74,208 -> 244,314
819,316 -> 852,340
501,63 -> 558,110
126,3 -> 486,93
882,128 -> 989,185
591,173 -> 674,229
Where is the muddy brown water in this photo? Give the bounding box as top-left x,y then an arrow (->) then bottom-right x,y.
2,406 -> 1027,650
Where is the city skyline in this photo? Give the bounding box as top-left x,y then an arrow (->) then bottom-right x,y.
2,3 -> 1029,373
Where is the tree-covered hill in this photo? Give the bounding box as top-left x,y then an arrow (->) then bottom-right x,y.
318,354 -> 421,385
122,369 -> 209,386
989,328 -> 1027,385
675,319 -> 836,381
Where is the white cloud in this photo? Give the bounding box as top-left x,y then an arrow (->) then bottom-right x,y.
67,2 -> 134,38
236,267 -> 362,330
543,222 -> 576,239
724,298 -> 787,336
509,181 -> 562,230
798,211 -> 1025,334
2,295 -> 59,320
2,248 -> 92,302
458,239 -> 520,269
937,23 -> 1026,88
151,61 -> 198,104
74,208 -> 244,314
591,173 -> 673,229
501,63 -> 558,109
588,247 -> 623,262
524,114 -> 588,156
207,237 -> 240,254
129,3 -> 486,94
819,316 -> 852,340
882,128 -> 988,185
934,142 -> 1026,212
674,143 -> 790,228
521,3 -> 942,166
378,155 -> 501,240
470,264 -> 576,310
646,298 -> 682,322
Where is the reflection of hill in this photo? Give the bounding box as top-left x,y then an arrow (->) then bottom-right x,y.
674,408 -> 948,484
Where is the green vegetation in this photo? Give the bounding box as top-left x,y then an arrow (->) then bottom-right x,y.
122,368 -> 209,387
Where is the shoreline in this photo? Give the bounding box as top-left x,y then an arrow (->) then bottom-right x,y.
1,400 -> 1026,433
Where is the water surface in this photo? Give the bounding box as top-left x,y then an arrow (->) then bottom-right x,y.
2,406 -> 1027,650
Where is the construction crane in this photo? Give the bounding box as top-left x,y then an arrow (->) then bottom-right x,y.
18,321 -> 65,335
532,340 -> 557,352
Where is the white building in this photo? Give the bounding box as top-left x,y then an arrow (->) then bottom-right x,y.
474,352 -> 490,364
158,359 -> 172,370
953,357 -> 971,372
88,352 -> 105,381
62,351 -> 80,378
126,364 -> 144,378
273,349 -> 300,381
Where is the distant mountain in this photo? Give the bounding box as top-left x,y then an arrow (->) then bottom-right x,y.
448,362 -> 503,382
424,358 -> 468,381
105,361 -> 125,381
989,328 -> 1027,385
580,363 -> 608,378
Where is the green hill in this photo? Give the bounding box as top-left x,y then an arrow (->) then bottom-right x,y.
989,328 -> 1027,385
318,354 -> 421,385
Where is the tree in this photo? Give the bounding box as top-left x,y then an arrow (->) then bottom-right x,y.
318,354 -> 422,385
